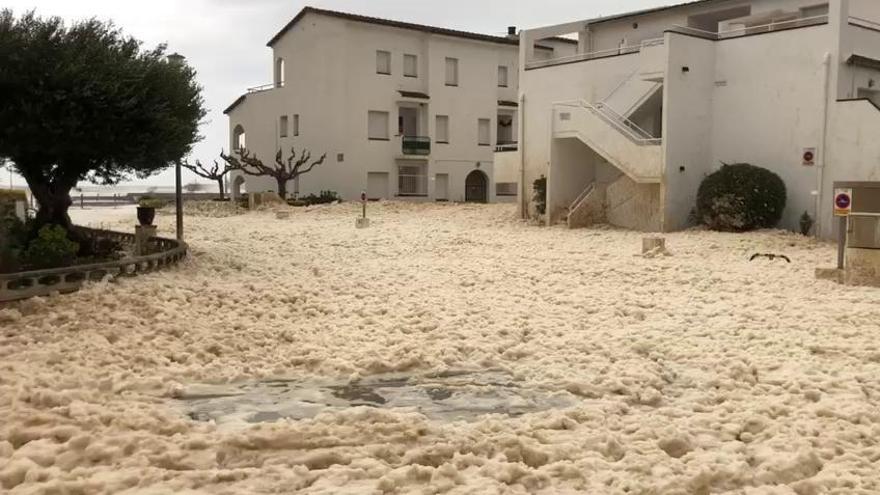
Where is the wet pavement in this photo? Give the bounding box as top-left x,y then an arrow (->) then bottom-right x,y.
175,370 -> 579,426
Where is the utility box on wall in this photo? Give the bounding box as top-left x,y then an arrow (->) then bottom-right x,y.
848,215 -> 880,249
818,182 -> 880,287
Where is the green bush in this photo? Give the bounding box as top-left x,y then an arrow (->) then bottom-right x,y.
23,225 -> 80,269
532,176 -> 547,216
0,216 -> 26,272
695,164 -> 786,232
298,190 -> 339,206
138,196 -> 167,209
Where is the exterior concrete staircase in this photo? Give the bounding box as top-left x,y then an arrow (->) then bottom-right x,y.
554,101 -> 662,183
602,69 -> 663,118
567,182 -> 604,228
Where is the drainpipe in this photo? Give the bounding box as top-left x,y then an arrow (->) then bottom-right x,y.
519,93 -> 527,219
816,52 -> 832,239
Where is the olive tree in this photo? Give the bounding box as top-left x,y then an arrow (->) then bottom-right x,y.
0,10 -> 205,237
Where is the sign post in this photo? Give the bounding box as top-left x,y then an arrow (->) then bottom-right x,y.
834,188 -> 853,269
356,191 -> 370,228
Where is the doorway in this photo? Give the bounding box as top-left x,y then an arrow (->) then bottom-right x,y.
367,172 -> 389,200
465,170 -> 488,203
435,173 -> 449,201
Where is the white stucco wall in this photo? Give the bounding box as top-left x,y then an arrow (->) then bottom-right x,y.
661,32 -> 716,231
709,25 -> 833,233
227,11 -> 519,203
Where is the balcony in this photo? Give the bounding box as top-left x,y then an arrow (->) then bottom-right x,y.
401,136 -> 431,156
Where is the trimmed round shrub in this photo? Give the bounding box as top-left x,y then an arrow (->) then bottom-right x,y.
696,163 -> 786,232
24,225 -> 80,269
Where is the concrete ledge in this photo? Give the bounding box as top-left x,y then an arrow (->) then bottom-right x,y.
0,226 -> 187,303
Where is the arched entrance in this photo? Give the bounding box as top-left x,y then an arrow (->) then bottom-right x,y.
465,170 -> 488,203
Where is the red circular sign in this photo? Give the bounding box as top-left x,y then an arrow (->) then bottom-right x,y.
803,151 -> 814,162
836,193 -> 851,209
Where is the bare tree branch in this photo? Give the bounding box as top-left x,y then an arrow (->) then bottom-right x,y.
217,147 -> 328,199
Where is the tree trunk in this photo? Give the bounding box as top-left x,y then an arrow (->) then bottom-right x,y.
276,177 -> 287,200
31,186 -> 74,232
217,177 -> 225,200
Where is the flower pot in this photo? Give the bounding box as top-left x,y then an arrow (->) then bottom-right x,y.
137,206 -> 156,226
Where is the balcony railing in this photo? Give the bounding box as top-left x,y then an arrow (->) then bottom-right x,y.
401,136 -> 431,156
669,14 -> 828,40
495,142 -> 519,152
247,82 -> 284,94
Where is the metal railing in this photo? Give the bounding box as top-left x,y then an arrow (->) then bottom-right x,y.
0,226 -> 187,303
569,182 -> 596,213
669,14 -> 829,40
556,100 -> 661,145
401,136 -> 431,156
592,102 -> 661,144
850,16 -> 880,31
526,37 -> 665,70
526,43 -> 643,70
398,173 -> 428,196
247,82 -> 284,94
495,142 -> 519,152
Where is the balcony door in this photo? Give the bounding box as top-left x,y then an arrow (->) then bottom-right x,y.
398,107 -> 419,137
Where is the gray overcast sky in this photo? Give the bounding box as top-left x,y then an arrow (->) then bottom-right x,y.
4,0 -> 679,187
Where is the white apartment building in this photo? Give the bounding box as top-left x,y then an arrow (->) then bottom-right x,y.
225,7 -> 574,203
517,0 -> 880,239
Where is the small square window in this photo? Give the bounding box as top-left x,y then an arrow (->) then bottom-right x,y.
445,57 -> 458,86
279,115 -> 288,138
404,54 -> 418,77
478,118 -> 491,145
498,66 -> 508,87
436,115 -> 449,143
337,153 -> 344,162
368,111 -> 390,140
376,50 -> 391,75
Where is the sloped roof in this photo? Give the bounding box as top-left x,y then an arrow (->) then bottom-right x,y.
589,0 -> 724,25
223,94 -> 247,115
267,6 -> 576,48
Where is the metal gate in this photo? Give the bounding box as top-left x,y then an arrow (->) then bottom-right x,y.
465,170 -> 488,203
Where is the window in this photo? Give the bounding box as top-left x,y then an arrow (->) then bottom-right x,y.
436,115 -> 449,143
445,57 -> 458,86
404,54 -> 418,77
233,125 -> 246,150
478,118 -> 491,145
398,162 -> 428,196
279,115 -> 288,137
496,182 -> 517,196
376,50 -> 391,75
275,58 -> 285,87
368,111 -> 390,140
498,65 -> 508,87
337,153 -> 345,162
293,114 -> 300,136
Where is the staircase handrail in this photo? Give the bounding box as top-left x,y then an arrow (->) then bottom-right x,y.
569,182 -> 596,212
594,102 -> 658,141
602,68 -> 641,104
555,100 -> 661,145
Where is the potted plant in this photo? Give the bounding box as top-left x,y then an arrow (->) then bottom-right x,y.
137,196 -> 166,226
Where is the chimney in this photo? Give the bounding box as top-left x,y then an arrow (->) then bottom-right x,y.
507,26 -> 517,38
